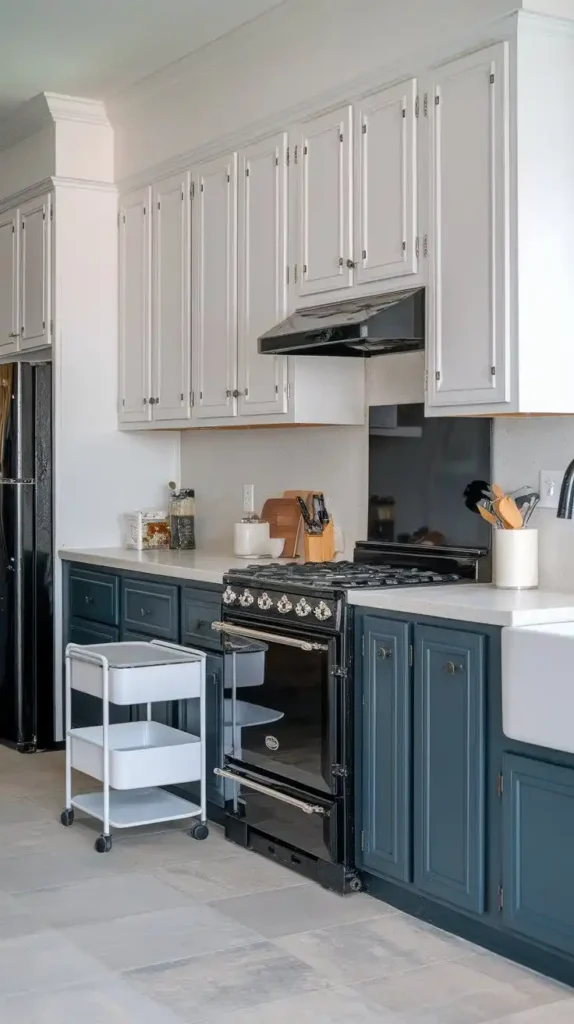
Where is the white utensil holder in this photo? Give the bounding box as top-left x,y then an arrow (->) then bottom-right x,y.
493,529 -> 539,590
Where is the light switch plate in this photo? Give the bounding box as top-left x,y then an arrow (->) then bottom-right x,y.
539,469 -> 565,509
243,483 -> 255,514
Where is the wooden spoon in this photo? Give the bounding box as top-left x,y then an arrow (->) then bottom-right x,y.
477,504 -> 498,526
497,495 -> 523,529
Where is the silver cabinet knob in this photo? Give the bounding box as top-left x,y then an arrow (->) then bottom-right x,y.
222,586 -> 237,605
377,646 -> 392,659
446,661 -> 463,675
314,600 -> 332,621
295,598 -> 312,617
277,595 -> 293,614
346,258 -> 357,269
8,332 -> 19,338
257,592 -> 273,610
239,589 -> 254,608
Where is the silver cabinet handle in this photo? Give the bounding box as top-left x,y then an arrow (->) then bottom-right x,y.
8,331 -> 19,338
211,620 -> 328,652
148,397 -> 155,405
140,607 -> 152,617
346,258 -> 357,269
446,661 -> 463,675
377,646 -> 392,659
214,768 -> 327,816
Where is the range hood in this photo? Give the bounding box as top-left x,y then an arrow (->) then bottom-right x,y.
258,288 -> 424,358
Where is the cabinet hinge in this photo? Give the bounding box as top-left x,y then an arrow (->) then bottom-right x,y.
436,370 -> 441,382
227,173 -> 231,183
181,190 -> 184,200
190,182 -> 195,199
275,384 -> 279,394
490,72 -> 495,85
496,773 -> 504,798
339,132 -> 343,142
245,167 -> 250,177
415,236 -> 420,259
424,93 -> 429,117
491,365 -> 496,376
294,145 -> 298,164
42,212 -> 46,221
157,200 -> 160,210
424,369 -> 429,391
12,224 -> 14,234
50,319 -> 53,336
497,885 -> 504,911
303,263 -> 307,274
50,206 -> 53,221
402,241 -> 407,252
200,183 -> 204,192
190,390 -> 194,406
287,380 -> 291,400
180,392 -> 184,401
361,830 -> 365,852
331,764 -> 349,778
415,96 -> 420,118
286,146 -> 290,166
362,122 -> 367,134
303,144 -> 308,155
362,634 -> 365,658
293,264 -> 298,284
435,93 -> 440,106
423,234 -> 428,258
332,667 -> 348,680
143,206 -> 146,215
409,644 -> 413,667
362,249 -> 367,260
42,320 -> 45,331
402,107 -> 407,119
122,398 -> 125,407
199,390 -> 203,400
275,155 -> 279,166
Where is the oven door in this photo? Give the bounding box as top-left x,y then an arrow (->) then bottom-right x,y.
213,619 -> 339,796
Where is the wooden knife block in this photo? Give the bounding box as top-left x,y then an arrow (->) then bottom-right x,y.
303,519 -> 335,563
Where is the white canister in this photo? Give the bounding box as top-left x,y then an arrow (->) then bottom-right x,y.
233,520 -> 270,557
493,529 -> 539,590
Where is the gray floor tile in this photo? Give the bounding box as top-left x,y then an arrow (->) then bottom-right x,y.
276,909 -> 473,985
67,903 -> 262,971
485,1001 -> 574,1023
459,950 -> 573,999
0,815 -> 100,858
219,985 -> 399,1023
0,793 -> 53,825
153,847 -> 306,902
128,939 -> 333,1021
0,978 -> 185,1023
0,893 -> 44,941
0,929 -> 108,996
210,880 -> 389,939
354,957 -> 571,1023
106,824 -> 241,871
13,871 -> 194,928
0,848 -> 128,894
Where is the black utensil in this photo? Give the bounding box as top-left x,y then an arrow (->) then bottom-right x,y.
297,496 -> 319,534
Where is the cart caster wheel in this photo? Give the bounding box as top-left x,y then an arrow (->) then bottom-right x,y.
348,876 -> 364,893
190,822 -> 209,841
95,835 -> 112,854
60,809 -> 75,827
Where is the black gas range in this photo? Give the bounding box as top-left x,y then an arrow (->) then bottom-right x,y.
213,544 -> 484,894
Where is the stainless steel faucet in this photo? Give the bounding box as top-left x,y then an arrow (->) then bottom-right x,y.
557,460 -> 574,518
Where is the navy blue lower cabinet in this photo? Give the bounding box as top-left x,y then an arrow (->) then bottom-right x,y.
503,754 -> 574,956
359,616 -> 412,882
413,624 -> 486,914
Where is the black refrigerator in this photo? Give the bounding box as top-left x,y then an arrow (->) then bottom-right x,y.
0,362 -> 53,751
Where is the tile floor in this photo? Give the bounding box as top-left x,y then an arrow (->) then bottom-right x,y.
0,746 -> 572,1023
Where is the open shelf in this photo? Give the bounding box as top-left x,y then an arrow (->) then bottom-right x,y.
71,788 -> 202,828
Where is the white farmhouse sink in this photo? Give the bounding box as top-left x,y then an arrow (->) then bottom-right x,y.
502,622 -> 574,753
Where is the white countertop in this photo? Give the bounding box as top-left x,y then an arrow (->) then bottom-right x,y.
58,547 -> 285,586
59,548 -> 574,626
347,583 -> 574,627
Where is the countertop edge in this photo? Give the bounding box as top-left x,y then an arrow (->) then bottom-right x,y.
58,549 -> 227,585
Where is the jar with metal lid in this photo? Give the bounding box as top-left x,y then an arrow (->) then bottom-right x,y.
168,486 -> 195,550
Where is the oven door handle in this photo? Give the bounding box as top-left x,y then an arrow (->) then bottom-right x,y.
214,767 -> 327,816
211,621 -> 328,652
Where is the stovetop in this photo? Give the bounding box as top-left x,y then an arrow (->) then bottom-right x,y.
226,560 -> 463,590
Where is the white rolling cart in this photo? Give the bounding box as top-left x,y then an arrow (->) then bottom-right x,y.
61,640 -> 209,853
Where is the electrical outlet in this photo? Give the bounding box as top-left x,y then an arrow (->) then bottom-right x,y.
539,469 -> 565,509
242,483 -> 255,515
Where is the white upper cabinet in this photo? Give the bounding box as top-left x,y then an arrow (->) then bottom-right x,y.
426,44 -> 510,409
292,104 -> 353,298
354,79 -> 418,285
152,173 -> 191,423
0,211 -> 19,355
20,194 -> 51,351
237,133 -> 288,418
119,187 -> 152,424
192,153 -> 237,420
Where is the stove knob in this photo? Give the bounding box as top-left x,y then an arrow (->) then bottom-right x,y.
239,588 -> 254,607
314,600 -> 332,621
257,592 -> 273,611
295,598 -> 312,617
277,594 -> 293,614
222,586 -> 237,605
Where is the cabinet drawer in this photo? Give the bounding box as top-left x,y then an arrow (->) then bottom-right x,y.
121,577 -> 179,639
181,588 -> 222,651
69,568 -> 119,625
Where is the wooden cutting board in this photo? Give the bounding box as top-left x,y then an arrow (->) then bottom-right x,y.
261,498 -> 301,558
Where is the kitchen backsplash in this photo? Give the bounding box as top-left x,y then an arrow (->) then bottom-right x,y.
180,415 -> 574,590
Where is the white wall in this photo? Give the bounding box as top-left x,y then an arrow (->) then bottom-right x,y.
110,0 -> 526,183
180,424 -> 368,557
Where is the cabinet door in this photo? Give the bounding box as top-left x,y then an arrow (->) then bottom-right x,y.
503,754 -> 574,957
355,80 -> 418,285
293,105 -> 352,297
119,187 -> 152,424
360,617 -> 412,883
414,624 -> 485,913
192,154 -> 237,419
178,653 -> 224,808
0,210 -> 19,355
237,134 -> 288,417
152,174 -> 191,422
427,43 -> 509,408
20,194 -> 50,351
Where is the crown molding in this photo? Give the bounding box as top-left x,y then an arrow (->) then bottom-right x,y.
0,93 -> 109,154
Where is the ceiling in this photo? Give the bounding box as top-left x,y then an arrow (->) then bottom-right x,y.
0,0 -> 286,121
